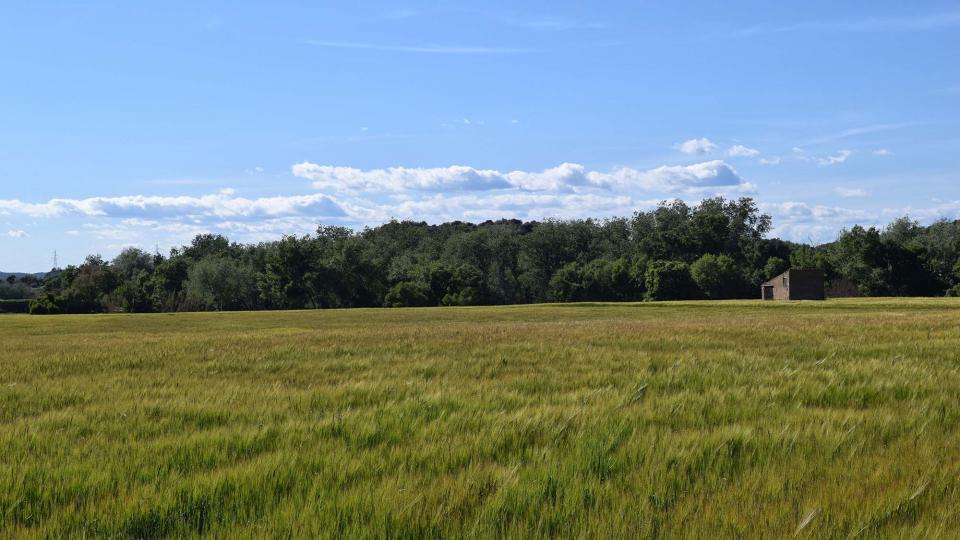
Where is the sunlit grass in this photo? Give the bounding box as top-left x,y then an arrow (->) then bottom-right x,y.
2,298 -> 960,537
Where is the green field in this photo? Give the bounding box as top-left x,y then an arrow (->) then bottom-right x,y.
3,299 -> 960,538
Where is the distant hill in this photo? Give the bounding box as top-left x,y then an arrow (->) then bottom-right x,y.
0,271 -> 49,280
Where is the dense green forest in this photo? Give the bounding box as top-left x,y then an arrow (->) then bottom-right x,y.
7,197 -> 960,314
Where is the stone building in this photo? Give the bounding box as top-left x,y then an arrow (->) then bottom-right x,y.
761,269 -> 825,300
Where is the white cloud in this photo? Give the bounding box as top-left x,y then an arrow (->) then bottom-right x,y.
793,148 -> 814,163
293,164 -> 514,192
759,157 -> 781,165
5,229 -> 28,238
292,160 -> 750,194
883,200 -> 960,223
835,187 -> 869,198
601,161 -> 752,192
726,144 -> 760,157
760,200 -> 960,243
763,201 -> 878,243
0,193 -> 348,220
3,159 -> 756,255
817,150 -> 852,166
872,148 -> 893,156
676,138 -> 717,155
365,192 -> 643,224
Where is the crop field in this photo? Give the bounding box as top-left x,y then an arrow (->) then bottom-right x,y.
3,299 -> 960,538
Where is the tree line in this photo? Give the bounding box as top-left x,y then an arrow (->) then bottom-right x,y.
16,197 -> 960,314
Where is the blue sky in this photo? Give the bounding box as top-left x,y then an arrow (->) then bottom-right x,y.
1,1 -> 958,271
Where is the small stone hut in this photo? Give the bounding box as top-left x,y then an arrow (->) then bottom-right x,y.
761,269 -> 825,300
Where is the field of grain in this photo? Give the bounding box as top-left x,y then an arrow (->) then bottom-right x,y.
2,299 -> 960,538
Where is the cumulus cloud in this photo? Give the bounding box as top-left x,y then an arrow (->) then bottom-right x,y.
363,192 -> 644,224
292,160 -> 749,194
5,229 -> 28,238
675,138 -> 717,155
835,187 -> 869,198
0,193 -> 348,220
2,160 -> 752,249
873,148 -> 893,156
759,200 -> 960,243
883,200 -> 960,223
759,157 -> 781,165
292,163 -> 514,192
602,161 -> 752,192
3,159 -> 758,255
762,201 -> 878,243
726,144 -> 760,157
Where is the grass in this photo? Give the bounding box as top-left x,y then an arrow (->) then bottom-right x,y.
2,298 -> 960,538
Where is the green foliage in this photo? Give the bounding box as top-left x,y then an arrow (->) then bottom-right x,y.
26,198 -> 960,315
645,260 -> 700,300
821,222 -> 951,297
0,281 -> 34,300
384,281 -> 430,307
183,257 -> 257,311
631,197 -> 771,263
114,270 -> 157,313
763,256 -> 790,280
150,257 -> 189,311
259,235 -> 324,309
50,255 -> 119,313
0,299 -> 31,313
789,245 -> 818,270
112,247 -> 156,280
28,294 -> 61,315
441,264 -> 483,306
690,254 -> 740,299
181,234 -> 237,261
548,257 -> 643,302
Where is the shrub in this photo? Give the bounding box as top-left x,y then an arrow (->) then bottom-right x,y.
441,289 -> 478,306
384,281 -> 431,307
28,295 -> 62,315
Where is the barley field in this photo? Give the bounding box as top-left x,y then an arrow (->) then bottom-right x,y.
2,299 -> 960,538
